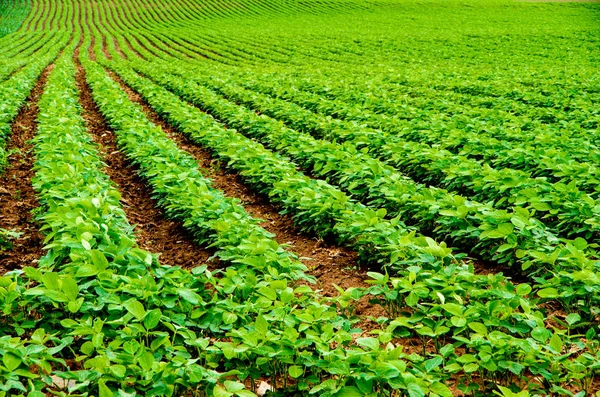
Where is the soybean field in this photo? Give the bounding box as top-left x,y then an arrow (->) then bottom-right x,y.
0,0 -> 599,396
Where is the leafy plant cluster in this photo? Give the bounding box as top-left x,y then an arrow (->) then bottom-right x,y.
86,40 -> 600,395
2,0 -> 599,395
78,38 -> 456,397
120,58 -> 600,320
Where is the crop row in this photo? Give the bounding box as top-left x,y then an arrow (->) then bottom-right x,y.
0,0 -> 30,37
2,38 -> 438,397
190,66 -> 599,182
95,43 -> 600,395
95,29 -> 600,242
160,62 -> 600,240
0,33 -> 67,171
115,54 -> 600,315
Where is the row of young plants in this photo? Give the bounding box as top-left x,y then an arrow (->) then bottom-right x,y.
2,43 -> 254,396
105,30 -> 600,244
0,0 -> 30,37
0,32 -> 67,171
134,23 -> 597,165
162,64 -> 600,241
90,36 -> 457,301
0,33 -> 64,82
80,40 -> 463,396
186,65 -> 599,184
189,63 -> 600,194
0,37 -> 435,397
198,30 -> 598,133
96,47 -> 600,395
121,56 -> 600,317
103,27 -> 600,310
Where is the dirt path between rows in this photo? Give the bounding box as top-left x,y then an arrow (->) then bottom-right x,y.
0,67 -> 50,274
74,50 -> 214,269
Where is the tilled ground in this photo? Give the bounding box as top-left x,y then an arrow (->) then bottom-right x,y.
0,66 -> 51,274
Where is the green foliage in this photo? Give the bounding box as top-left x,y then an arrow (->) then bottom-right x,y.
0,0 -> 30,38
3,0 -> 600,395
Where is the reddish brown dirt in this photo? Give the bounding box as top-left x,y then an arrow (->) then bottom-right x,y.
105,69 -> 386,325
113,37 -> 126,59
74,52 -> 213,270
101,35 -> 112,60
0,66 -> 51,274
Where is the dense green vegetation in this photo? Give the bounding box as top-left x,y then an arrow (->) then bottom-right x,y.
0,0 -> 599,396
0,0 -> 29,37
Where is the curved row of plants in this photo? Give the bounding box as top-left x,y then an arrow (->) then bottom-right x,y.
0,32 -> 68,171
80,38 -> 457,396
94,43 -> 600,395
121,57 -> 600,319
182,65 -> 598,187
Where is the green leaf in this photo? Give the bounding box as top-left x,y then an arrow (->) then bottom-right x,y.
222,312 -> 238,325
356,337 -> 379,350
75,264 -> 99,278
2,352 -> 21,371
573,237 -> 588,250
424,356 -> 443,372
90,250 -> 109,269
405,291 -> 419,307
81,238 -> 92,250
334,386 -> 364,397
441,303 -> 463,316
67,298 -> 84,313
224,381 -> 245,392
429,382 -> 453,397
549,333 -> 563,353
99,380 -> 113,397
61,277 -> 79,301
254,315 -> 268,335
288,365 -> 303,379
213,386 -> 233,397
531,327 -> 550,342
515,284 -> 531,296
110,364 -> 127,378
468,322 -> 488,335
235,391 -> 257,397
537,288 -> 559,298
138,350 -> 154,372
143,309 -> 162,330
178,289 -> 201,304
463,362 -> 479,373
407,383 -> 426,397
566,313 -> 581,326
124,299 -> 146,321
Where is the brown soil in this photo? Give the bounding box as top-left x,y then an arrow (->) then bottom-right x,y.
0,66 -> 51,274
73,50 -> 213,270
112,37 -> 126,59
101,35 -> 112,60
105,68 -> 386,325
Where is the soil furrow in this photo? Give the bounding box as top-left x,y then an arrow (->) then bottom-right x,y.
0,66 -> 51,274
113,37 -> 127,59
74,51 -> 213,269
